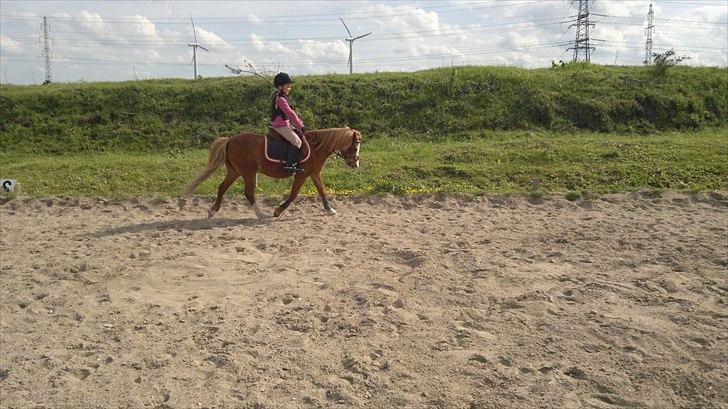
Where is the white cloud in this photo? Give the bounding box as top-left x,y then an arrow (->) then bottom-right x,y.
249,33 -> 292,54
689,4 -> 728,22
502,31 -> 540,49
298,39 -> 348,59
357,4 -> 445,34
76,11 -> 111,35
245,14 -> 262,25
196,27 -> 233,50
0,36 -> 24,54
129,15 -> 159,38
597,0 -> 652,18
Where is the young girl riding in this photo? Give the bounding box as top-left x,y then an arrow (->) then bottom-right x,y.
271,72 -> 308,174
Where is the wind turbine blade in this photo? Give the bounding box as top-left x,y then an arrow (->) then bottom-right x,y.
199,45 -> 209,52
354,32 -> 372,41
340,18 -> 353,37
191,18 -> 198,43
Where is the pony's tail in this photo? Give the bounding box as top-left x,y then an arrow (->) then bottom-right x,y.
183,137 -> 229,195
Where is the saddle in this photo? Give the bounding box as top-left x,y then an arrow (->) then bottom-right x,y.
264,127 -> 312,164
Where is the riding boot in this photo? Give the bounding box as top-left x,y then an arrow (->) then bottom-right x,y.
283,146 -> 304,174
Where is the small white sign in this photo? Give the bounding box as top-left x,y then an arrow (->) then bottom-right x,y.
1,179 -> 17,193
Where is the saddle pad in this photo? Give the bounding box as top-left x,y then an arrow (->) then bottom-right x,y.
264,129 -> 311,163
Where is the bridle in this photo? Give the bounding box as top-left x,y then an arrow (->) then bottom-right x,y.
334,131 -> 361,166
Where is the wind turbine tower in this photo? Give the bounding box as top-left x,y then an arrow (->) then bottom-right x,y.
187,18 -> 209,79
340,18 -> 371,75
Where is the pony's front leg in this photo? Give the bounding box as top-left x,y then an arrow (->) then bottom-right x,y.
274,173 -> 307,217
311,172 -> 336,215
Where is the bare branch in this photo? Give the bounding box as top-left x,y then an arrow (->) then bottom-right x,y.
225,60 -> 275,86
224,64 -> 243,74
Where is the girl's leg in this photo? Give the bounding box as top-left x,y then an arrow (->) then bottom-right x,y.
273,126 -> 302,148
274,126 -> 304,172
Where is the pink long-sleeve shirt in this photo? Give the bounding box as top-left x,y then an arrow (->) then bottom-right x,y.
271,95 -> 305,129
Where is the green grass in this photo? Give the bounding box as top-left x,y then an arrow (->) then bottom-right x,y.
2,129 -> 725,198
1,64 -> 726,155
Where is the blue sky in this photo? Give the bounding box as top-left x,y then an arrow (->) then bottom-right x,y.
0,0 -> 725,84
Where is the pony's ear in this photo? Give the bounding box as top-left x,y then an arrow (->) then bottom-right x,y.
353,130 -> 362,141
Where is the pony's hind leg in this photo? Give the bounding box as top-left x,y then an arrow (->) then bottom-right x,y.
242,172 -> 268,219
274,173 -> 307,217
209,169 -> 238,218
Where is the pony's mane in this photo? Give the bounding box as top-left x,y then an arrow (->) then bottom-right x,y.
306,128 -> 354,153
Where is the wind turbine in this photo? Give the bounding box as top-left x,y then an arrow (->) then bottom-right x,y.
340,18 -> 371,75
188,18 -> 209,79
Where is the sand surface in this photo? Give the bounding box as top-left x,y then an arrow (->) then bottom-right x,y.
1,192 -> 727,409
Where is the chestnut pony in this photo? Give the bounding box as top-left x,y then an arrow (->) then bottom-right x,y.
183,128 -> 361,218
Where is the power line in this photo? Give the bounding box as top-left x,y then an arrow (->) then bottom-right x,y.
6,26 -> 723,51
0,42 -> 567,67
0,2 -> 553,24
6,17 -> 570,46
534,12 -> 573,61
5,23 -> 721,64
602,40 -> 725,51
6,40 -> 722,74
8,21 -> 722,51
610,15 -> 727,26
596,20 -> 726,31
2,8 -> 724,26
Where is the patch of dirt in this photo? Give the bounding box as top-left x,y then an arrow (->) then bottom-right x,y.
1,192 -> 726,408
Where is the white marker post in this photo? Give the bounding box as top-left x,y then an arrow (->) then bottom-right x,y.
1,179 -> 17,193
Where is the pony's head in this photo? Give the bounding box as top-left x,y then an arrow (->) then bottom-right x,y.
308,127 -> 362,168
339,129 -> 361,168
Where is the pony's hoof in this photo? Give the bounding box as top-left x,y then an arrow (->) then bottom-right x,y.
326,208 -> 338,216
273,207 -> 283,217
251,203 -> 269,219
207,208 -> 218,219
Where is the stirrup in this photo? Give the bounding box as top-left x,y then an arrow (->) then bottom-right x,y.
283,164 -> 304,174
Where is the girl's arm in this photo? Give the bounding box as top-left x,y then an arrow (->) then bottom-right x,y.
276,96 -> 305,129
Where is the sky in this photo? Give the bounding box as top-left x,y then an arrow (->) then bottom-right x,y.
0,0 -> 726,84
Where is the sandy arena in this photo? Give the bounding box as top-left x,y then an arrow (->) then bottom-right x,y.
1,192 -> 726,408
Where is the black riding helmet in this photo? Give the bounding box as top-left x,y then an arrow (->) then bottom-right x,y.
273,72 -> 294,87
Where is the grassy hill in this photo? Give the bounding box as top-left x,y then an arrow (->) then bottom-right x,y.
1,64 -> 726,154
